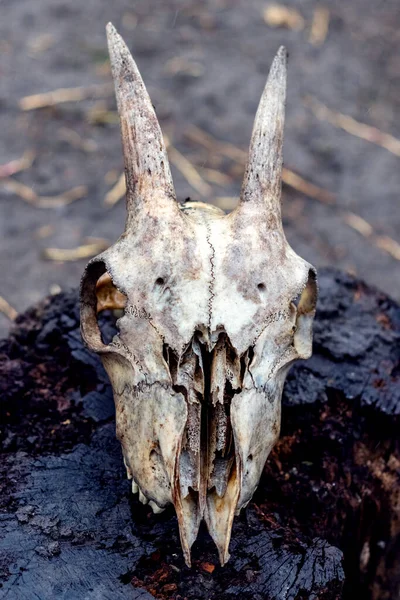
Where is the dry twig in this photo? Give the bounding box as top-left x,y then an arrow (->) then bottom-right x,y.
43,238 -> 110,262
58,128 -> 97,152
263,5 -> 305,30
0,150 -> 35,179
187,125 -> 400,262
2,180 -> 87,207
342,213 -> 373,237
167,141 -> 212,197
104,169 -> 120,185
19,83 -> 113,111
0,296 -> 18,321
374,236 -> 400,261
199,167 -> 232,186
104,173 -> 126,206
185,125 -> 247,162
343,212 -> 400,261
305,96 -> 400,157
282,168 -> 335,204
309,7 -> 330,46
186,125 -> 335,204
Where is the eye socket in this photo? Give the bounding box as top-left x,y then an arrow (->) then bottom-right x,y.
155,277 -> 165,286
292,269 -> 318,358
96,271 -> 127,345
257,283 -> 266,291
291,293 -> 301,308
296,269 -> 318,315
96,272 -> 127,313
290,269 -> 318,314
81,260 -> 127,350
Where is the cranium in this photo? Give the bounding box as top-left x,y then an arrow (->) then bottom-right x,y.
80,23 -> 317,566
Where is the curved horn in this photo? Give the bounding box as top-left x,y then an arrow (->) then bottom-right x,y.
106,23 -> 177,216
239,46 -> 287,220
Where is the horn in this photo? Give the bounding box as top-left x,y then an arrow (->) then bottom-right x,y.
238,46 -> 287,219
106,23 -> 177,217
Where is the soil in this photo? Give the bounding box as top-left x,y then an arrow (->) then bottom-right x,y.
1,0 -> 400,338
1,268 -> 399,599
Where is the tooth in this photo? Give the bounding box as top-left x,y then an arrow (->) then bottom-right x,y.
235,500 -> 250,517
149,500 -> 165,514
124,457 -> 133,480
131,480 -> 139,494
139,489 -> 148,504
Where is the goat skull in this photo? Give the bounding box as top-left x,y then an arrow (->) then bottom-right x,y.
80,23 -> 317,566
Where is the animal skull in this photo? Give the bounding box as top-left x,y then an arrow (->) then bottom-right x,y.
80,23 -> 317,566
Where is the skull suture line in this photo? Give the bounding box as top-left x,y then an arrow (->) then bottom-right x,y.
80,23 -> 318,567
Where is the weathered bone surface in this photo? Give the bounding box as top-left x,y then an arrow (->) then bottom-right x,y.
80,23 -> 318,566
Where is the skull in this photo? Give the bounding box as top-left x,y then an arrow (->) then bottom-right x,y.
80,23 -> 317,566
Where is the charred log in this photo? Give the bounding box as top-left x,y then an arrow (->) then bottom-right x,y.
0,268 -> 399,599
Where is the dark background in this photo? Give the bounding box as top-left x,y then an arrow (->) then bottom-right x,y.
1,0 -> 399,338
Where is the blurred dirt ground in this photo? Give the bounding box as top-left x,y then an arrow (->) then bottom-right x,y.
1,0 -> 399,338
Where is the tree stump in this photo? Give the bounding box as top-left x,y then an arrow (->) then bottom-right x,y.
1,268 -> 399,600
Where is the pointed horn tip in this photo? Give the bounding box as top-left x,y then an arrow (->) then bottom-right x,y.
106,22 -> 127,53
106,21 -> 136,76
106,22 -> 121,51
266,45 -> 287,85
106,22 -> 117,37
273,45 -> 288,66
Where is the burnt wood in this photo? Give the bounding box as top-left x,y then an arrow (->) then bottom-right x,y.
1,268 -> 399,599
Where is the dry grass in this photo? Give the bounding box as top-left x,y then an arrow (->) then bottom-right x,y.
0,296 -> 18,321
58,127 -> 97,153
0,150 -> 35,179
184,125 -> 400,262
104,173 -> 126,206
343,213 -> 373,237
19,83 -> 113,111
282,168 -> 335,205
167,141 -> 212,197
43,238 -> 110,261
305,96 -> 400,157
374,236 -> 400,261
185,125 -> 247,162
309,7 -> 330,46
263,5 -> 305,30
2,180 -> 87,208
185,125 -> 336,204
